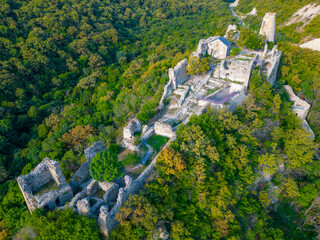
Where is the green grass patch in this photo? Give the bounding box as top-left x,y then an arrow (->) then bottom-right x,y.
121,152 -> 140,166
148,135 -> 169,152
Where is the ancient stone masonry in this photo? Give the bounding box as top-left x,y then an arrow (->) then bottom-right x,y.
284,85 -> 315,138
155,121 -> 176,138
122,118 -> 142,151
69,140 -> 106,189
259,13 -> 276,43
214,58 -> 255,90
193,36 -> 231,59
159,59 -> 189,109
17,158 -> 73,214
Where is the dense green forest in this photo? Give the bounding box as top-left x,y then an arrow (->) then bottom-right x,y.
0,0 -> 235,238
0,0 -> 320,239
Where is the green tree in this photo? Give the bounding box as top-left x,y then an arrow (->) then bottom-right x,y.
90,150 -> 124,182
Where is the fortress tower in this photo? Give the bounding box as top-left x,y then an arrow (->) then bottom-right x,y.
259,13 -> 276,43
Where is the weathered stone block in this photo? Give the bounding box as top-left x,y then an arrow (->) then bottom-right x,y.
102,183 -> 119,203
154,122 -> 176,138
86,180 -> 99,196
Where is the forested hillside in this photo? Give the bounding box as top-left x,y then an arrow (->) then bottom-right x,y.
0,0 -> 319,239
0,0 -> 235,238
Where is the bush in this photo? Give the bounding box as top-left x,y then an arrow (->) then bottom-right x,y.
230,47 -> 241,56
90,150 -> 124,182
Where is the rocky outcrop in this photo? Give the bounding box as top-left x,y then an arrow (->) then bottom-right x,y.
259,13 -> 276,43
247,7 -> 257,16
300,38 -> 320,52
285,3 -> 320,28
17,158 -> 74,214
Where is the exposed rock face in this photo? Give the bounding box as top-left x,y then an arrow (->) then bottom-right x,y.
284,85 -> 315,138
122,118 -> 142,151
17,158 -> 73,214
69,141 -> 106,189
285,3 -> 320,28
196,39 -> 208,58
259,13 -> 276,43
155,121 -> 176,138
300,38 -> 320,52
230,0 -> 239,8
247,7 -> 257,16
159,59 -> 189,109
224,25 -> 239,42
151,222 -> 170,240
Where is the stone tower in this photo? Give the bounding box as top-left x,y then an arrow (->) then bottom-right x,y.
259,13 -> 276,43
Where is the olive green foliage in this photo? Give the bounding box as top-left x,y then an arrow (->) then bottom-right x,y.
230,47 -> 241,56
238,27 -> 265,49
187,56 -> 211,75
25,208 -> 100,239
90,151 -> 124,182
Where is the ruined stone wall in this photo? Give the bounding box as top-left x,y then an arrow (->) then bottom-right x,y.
213,58 -> 255,90
208,40 -> 229,59
17,158 -> 73,213
259,13 -> 276,43
284,85 -> 311,120
159,59 -> 189,110
69,141 -> 106,189
266,46 -> 282,86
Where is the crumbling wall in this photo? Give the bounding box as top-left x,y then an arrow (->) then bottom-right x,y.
159,59 -> 189,109
259,13 -> 276,43
99,137 -> 176,236
122,118 -> 142,151
69,141 -> 106,189
17,158 -> 73,213
214,58 -> 255,90
266,45 -> 282,86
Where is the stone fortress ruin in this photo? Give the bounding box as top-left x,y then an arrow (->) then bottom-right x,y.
17,158 -> 73,214
17,12 -> 314,238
